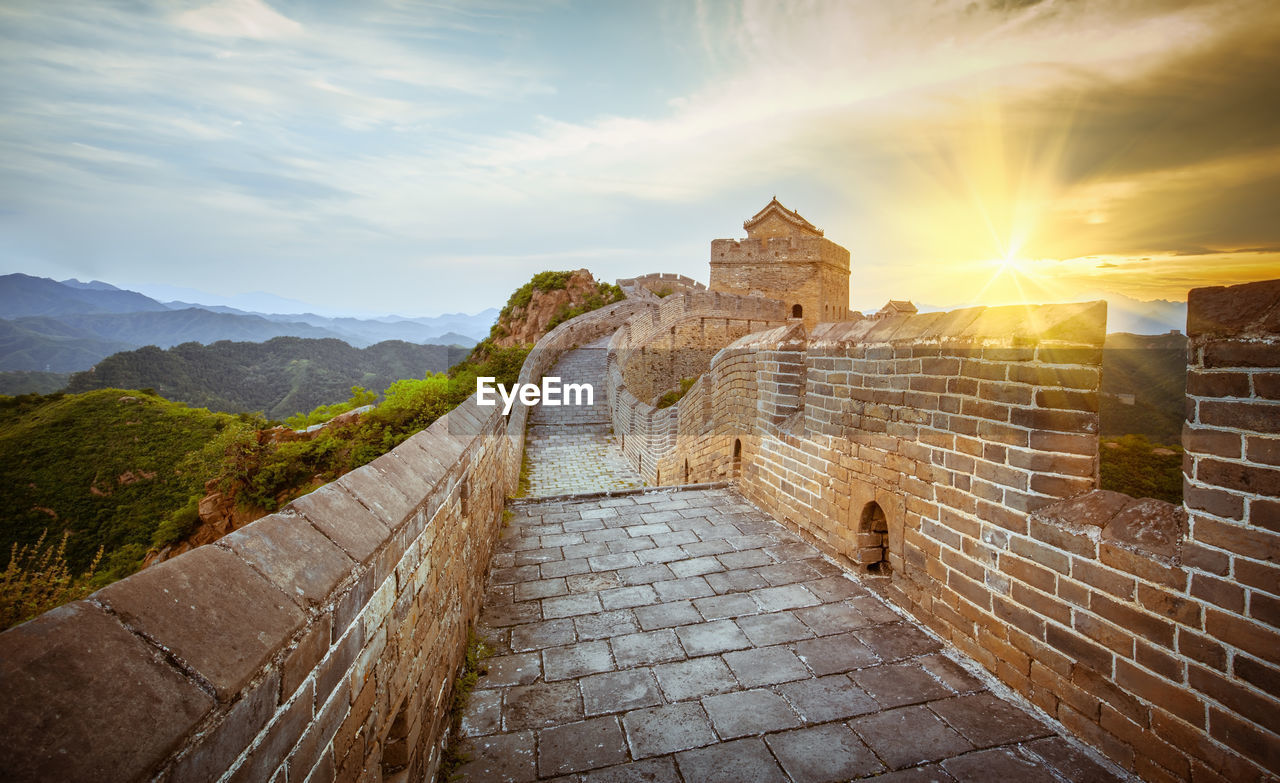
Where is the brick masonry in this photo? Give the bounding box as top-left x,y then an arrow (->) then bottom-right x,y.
610,276 -> 1280,781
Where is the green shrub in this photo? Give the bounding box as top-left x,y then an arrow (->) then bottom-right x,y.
1099,434 -> 1183,504
656,377 -> 698,409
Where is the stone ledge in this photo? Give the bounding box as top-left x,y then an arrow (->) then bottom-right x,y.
0,601 -> 214,782
94,544 -> 306,701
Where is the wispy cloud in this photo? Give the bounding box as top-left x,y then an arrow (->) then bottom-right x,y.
0,0 -> 1276,314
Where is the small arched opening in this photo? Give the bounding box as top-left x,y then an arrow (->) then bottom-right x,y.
791,303 -> 803,319
860,501 -> 889,574
732,438 -> 742,478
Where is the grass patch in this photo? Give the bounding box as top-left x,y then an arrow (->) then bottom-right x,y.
437,631 -> 493,781
655,377 -> 698,409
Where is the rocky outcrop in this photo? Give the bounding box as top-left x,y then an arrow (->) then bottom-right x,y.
491,269 -> 607,348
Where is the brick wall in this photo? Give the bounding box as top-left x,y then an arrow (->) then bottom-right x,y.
608,279 -> 1280,781
709,234 -> 851,329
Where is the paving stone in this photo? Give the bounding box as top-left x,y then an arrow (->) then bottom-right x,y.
849,594 -> 902,624
681,541 -> 735,558
675,620 -> 751,656
918,654 -> 986,694
575,610 -> 638,640
653,657 -> 739,701
586,528 -> 632,544
650,530 -> 699,548
752,562 -> 824,588
515,577 -> 568,602
1021,737 -> 1126,782
460,688 -> 502,736
457,730 -> 537,782
544,640 -> 615,681
580,756 -> 680,783
636,545 -> 689,564
702,688 -> 801,738
859,622 -> 943,661
865,764 -> 958,782
538,716 -> 629,776
929,692 -> 1052,747
544,593 -> 605,619
765,722 -> 885,782
483,600 -> 542,627
794,631 -> 879,675
608,537 -> 655,554
752,583 -> 821,612
627,523 -> 672,537
674,737 -> 788,783
543,533 -> 586,548
600,585 -> 659,610
736,611 -> 815,646
623,702 -> 717,758
851,662 -> 954,708
668,556 -> 725,578
692,592 -> 759,621
611,629 -> 685,668
478,652 -> 541,687
633,601 -> 702,631
716,549 -> 774,569
550,553 -> 604,572
942,747 -> 1062,782
516,548 -> 565,566
617,564 -> 676,586
510,618 -> 576,651
564,542 -> 614,560
704,568 -> 770,595
793,600 -> 871,635
504,681 -> 583,731
777,674 -> 879,722
722,645 -> 810,687
564,518 -> 607,533
652,577 -> 715,602
590,552 -> 642,571
567,572 -> 623,593
581,670 -> 663,716
851,705 -> 973,769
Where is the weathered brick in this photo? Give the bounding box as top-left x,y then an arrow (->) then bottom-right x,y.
1186,371 -> 1252,399
1178,628 -> 1227,671
1115,659 -> 1202,725
1190,573 -> 1246,614
1045,623 -> 1113,673
1090,592 -> 1175,647
1205,609 -> 1280,666
1189,665 -> 1280,735
1208,706 -> 1280,773
1072,559 -> 1134,600
1198,401 -> 1280,435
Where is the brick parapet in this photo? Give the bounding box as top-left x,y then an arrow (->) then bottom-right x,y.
0,396 -> 512,782
608,284 -> 1280,780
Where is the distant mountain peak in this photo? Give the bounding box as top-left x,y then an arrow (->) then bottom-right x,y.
60,278 -> 121,291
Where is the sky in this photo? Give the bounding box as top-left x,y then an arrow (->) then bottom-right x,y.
1,0 -> 1278,318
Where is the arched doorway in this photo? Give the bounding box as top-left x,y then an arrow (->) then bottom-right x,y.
791,303 -> 803,318
732,439 -> 742,478
860,501 -> 889,573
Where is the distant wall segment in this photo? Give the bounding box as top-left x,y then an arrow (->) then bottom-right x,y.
609,280 -> 1280,781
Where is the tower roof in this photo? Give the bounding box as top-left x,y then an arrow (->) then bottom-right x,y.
743,197 -> 823,238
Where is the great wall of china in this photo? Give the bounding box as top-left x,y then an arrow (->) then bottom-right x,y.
1,200 -> 1276,782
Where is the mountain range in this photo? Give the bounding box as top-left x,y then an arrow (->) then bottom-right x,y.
0,274 -> 496,375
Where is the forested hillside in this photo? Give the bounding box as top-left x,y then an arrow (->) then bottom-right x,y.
0,390 -> 251,581
65,337 -> 470,420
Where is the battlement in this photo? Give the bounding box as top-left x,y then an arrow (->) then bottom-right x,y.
609,279 -> 1280,781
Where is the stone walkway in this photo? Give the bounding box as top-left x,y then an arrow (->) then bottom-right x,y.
460,487 -> 1126,782
523,336 -> 644,497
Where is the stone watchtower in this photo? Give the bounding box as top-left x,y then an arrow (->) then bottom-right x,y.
709,198 -> 851,330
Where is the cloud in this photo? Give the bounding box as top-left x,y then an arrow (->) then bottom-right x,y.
173,0 -> 302,40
